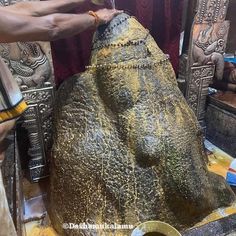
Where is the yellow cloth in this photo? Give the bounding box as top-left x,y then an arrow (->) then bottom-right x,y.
0,99 -> 27,123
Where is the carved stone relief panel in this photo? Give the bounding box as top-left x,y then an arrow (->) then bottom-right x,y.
195,0 -> 229,24
190,21 -> 230,67
0,42 -> 54,90
186,64 -> 215,120
179,0 -> 230,126
0,0 -> 55,182
186,21 -> 229,122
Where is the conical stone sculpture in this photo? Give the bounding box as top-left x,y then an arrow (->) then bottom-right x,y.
49,13 -> 235,235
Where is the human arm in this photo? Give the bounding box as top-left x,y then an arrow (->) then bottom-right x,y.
0,8 -> 122,43
1,0 -> 87,17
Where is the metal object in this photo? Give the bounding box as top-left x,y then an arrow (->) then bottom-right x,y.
14,137 -> 25,236
17,85 -> 54,182
131,221 -> 181,236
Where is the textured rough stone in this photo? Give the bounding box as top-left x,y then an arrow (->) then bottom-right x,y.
49,14 -> 235,235
182,214 -> 236,236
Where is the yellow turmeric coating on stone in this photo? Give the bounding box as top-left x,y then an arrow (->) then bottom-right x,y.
49,13 -> 235,236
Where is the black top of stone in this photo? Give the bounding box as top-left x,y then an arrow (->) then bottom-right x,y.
92,13 -> 131,48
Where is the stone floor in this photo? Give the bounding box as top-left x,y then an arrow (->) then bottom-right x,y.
22,140 -> 236,236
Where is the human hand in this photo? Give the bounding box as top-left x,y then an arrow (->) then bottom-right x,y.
95,8 -> 123,25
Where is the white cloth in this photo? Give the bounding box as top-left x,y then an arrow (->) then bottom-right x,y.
0,170 -> 17,236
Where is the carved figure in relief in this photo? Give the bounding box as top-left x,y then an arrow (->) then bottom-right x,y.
0,42 -> 51,89
192,24 -> 227,80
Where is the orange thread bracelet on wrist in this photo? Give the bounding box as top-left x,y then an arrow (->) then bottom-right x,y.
88,11 -> 100,27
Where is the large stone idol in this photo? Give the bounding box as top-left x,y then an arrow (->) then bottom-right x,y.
49,13 -> 235,235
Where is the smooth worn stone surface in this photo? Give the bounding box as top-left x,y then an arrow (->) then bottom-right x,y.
49,13 -> 236,235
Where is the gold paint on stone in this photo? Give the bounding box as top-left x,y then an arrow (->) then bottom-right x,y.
49,13 -> 236,236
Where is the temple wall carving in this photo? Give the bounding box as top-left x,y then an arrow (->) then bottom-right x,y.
179,0 -> 230,127
0,0 -> 55,182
